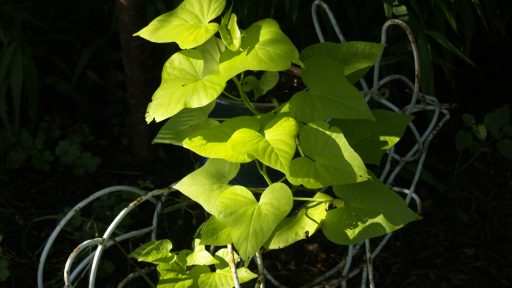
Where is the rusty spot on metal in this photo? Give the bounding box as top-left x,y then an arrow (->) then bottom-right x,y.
133,196 -> 144,205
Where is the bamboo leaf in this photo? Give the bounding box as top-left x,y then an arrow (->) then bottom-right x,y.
424,30 -> 475,66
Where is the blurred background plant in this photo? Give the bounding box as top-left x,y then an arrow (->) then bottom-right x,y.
0,233 -> 9,284
455,105 -> 512,171
315,0 -> 511,97
0,0 -> 118,175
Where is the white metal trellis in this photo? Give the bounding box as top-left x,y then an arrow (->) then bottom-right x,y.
260,2 -> 449,288
38,2 -> 449,287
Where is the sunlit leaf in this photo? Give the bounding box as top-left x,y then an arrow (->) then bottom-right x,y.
128,239 -> 173,264
198,266 -> 257,287
219,19 -> 300,80
174,159 -> 239,214
183,116 -> 260,162
196,37 -> 225,75
215,183 -> 293,262
197,216 -> 232,246
156,270 -> 193,288
220,13 -> 241,51
157,264 -> 208,288
186,239 -> 219,266
213,248 -> 239,270
289,57 -> 374,122
153,102 -> 217,145
322,177 -> 420,245
134,0 -> 225,49
229,115 -> 299,173
288,122 -> 369,189
300,41 -> 384,83
146,50 -> 226,122
266,192 -> 331,249
331,109 -> 413,164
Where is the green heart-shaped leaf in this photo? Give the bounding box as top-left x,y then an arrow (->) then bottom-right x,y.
183,116 -> 260,162
266,192 -> 331,249
215,183 -> 293,262
213,248 -> 239,270
134,0 -> 225,49
156,269 -> 193,288
157,264 -> 208,288
219,19 -> 301,80
331,109 -> 413,164
153,102 -> 217,145
229,115 -> 299,173
255,71 -> 279,98
289,57 -> 374,122
186,239 -> 219,266
146,49 -> 226,122
196,37 -> 225,75
288,122 -> 368,189
128,239 -> 173,264
322,177 -> 420,244
198,266 -> 257,288
300,41 -> 385,83
242,76 -> 259,92
174,159 -> 239,214
197,216 -> 232,246
219,13 -> 242,51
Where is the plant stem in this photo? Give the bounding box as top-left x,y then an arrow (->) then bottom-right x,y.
227,243 -> 241,288
296,138 -> 305,157
222,90 -> 243,101
232,77 -> 260,115
255,161 -> 273,186
293,197 -> 326,202
255,250 -> 265,288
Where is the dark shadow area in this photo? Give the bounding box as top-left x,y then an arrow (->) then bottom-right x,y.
1,0 -> 511,287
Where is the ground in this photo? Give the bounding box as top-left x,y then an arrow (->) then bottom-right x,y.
1,104 -> 511,287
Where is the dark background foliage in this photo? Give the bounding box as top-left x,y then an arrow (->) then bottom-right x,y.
0,0 -> 511,287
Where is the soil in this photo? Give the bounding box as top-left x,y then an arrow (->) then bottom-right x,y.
3,103 -> 510,288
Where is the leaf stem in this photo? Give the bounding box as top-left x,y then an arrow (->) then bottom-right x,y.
255,250 -> 266,288
255,161 -> 273,186
232,76 -> 260,115
296,138 -> 305,157
227,243 -> 241,288
222,90 -> 242,101
293,197 -> 327,202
